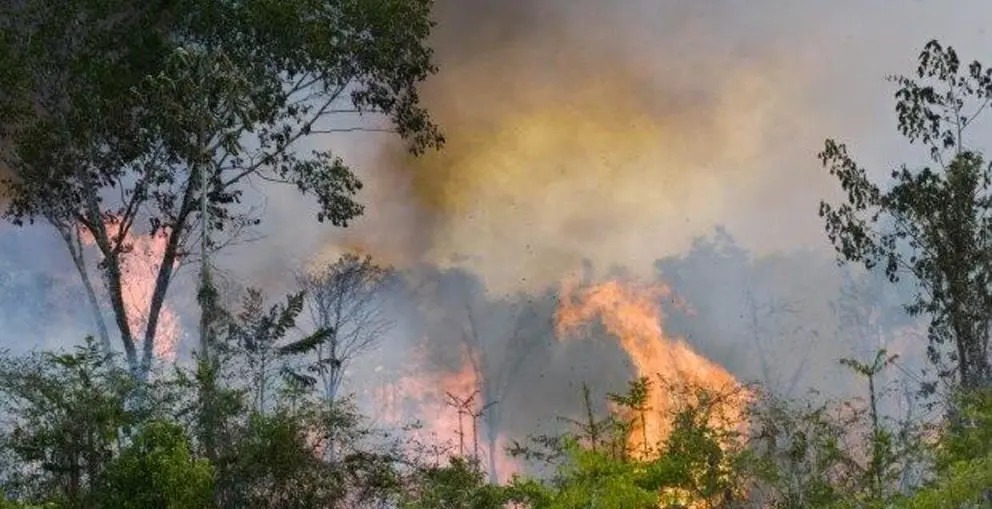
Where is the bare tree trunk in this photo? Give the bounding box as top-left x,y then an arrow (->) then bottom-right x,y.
299,254 -> 394,464
77,215 -> 138,372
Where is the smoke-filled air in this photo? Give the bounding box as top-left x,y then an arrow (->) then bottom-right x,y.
1,0 -> 992,507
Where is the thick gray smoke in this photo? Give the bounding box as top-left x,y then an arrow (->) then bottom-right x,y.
321,0 -> 987,401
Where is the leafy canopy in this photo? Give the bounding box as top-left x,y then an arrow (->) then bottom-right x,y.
0,0 -> 443,374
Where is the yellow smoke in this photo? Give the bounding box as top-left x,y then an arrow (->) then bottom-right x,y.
384,57 -> 813,291
317,1 -> 838,293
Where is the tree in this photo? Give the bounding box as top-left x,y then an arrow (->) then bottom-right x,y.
298,253 -> 394,405
216,408 -> 340,509
819,40 -> 992,392
95,421 -> 214,509
0,0 -> 443,379
507,378 -> 751,509
182,287 -> 328,468
0,338 -> 174,505
177,288 -> 409,509
226,289 -> 330,413
839,350 -> 906,505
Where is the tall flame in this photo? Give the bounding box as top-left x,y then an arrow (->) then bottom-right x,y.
80,219 -> 181,361
555,278 -> 748,456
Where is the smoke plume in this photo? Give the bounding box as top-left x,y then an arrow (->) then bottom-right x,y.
295,0 -> 989,295
313,0 -> 990,446
364,0 -> 816,292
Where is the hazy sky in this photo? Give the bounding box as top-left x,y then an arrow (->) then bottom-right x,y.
242,0 -> 992,294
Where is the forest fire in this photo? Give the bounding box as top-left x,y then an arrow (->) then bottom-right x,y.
555,278 -> 750,457
80,219 -> 181,361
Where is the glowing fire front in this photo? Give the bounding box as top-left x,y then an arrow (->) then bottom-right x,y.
555,278 -> 749,456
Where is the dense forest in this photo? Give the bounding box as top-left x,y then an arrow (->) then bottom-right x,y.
0,1 -> 991,508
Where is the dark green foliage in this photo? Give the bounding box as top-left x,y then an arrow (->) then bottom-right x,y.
398,457 -> 511,509
508,377 -> 751,508
937,388 -> 992,468
0,338 -> 139,504
184,287 -> 407,509
217,409 -> 337,509
0,338 -> 986,509
748,393 -> 854,508
95,421 -> 213,509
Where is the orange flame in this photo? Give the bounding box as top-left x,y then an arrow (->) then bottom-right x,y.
80,219 -> 181,361
555,278 -> 748,456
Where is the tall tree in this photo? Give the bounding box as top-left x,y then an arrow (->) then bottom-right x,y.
226,289 -> 329,414
0,0 -> 443,379
819,40 -> 992,392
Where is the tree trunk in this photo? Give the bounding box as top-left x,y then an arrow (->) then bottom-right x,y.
138,174 -> 196,380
